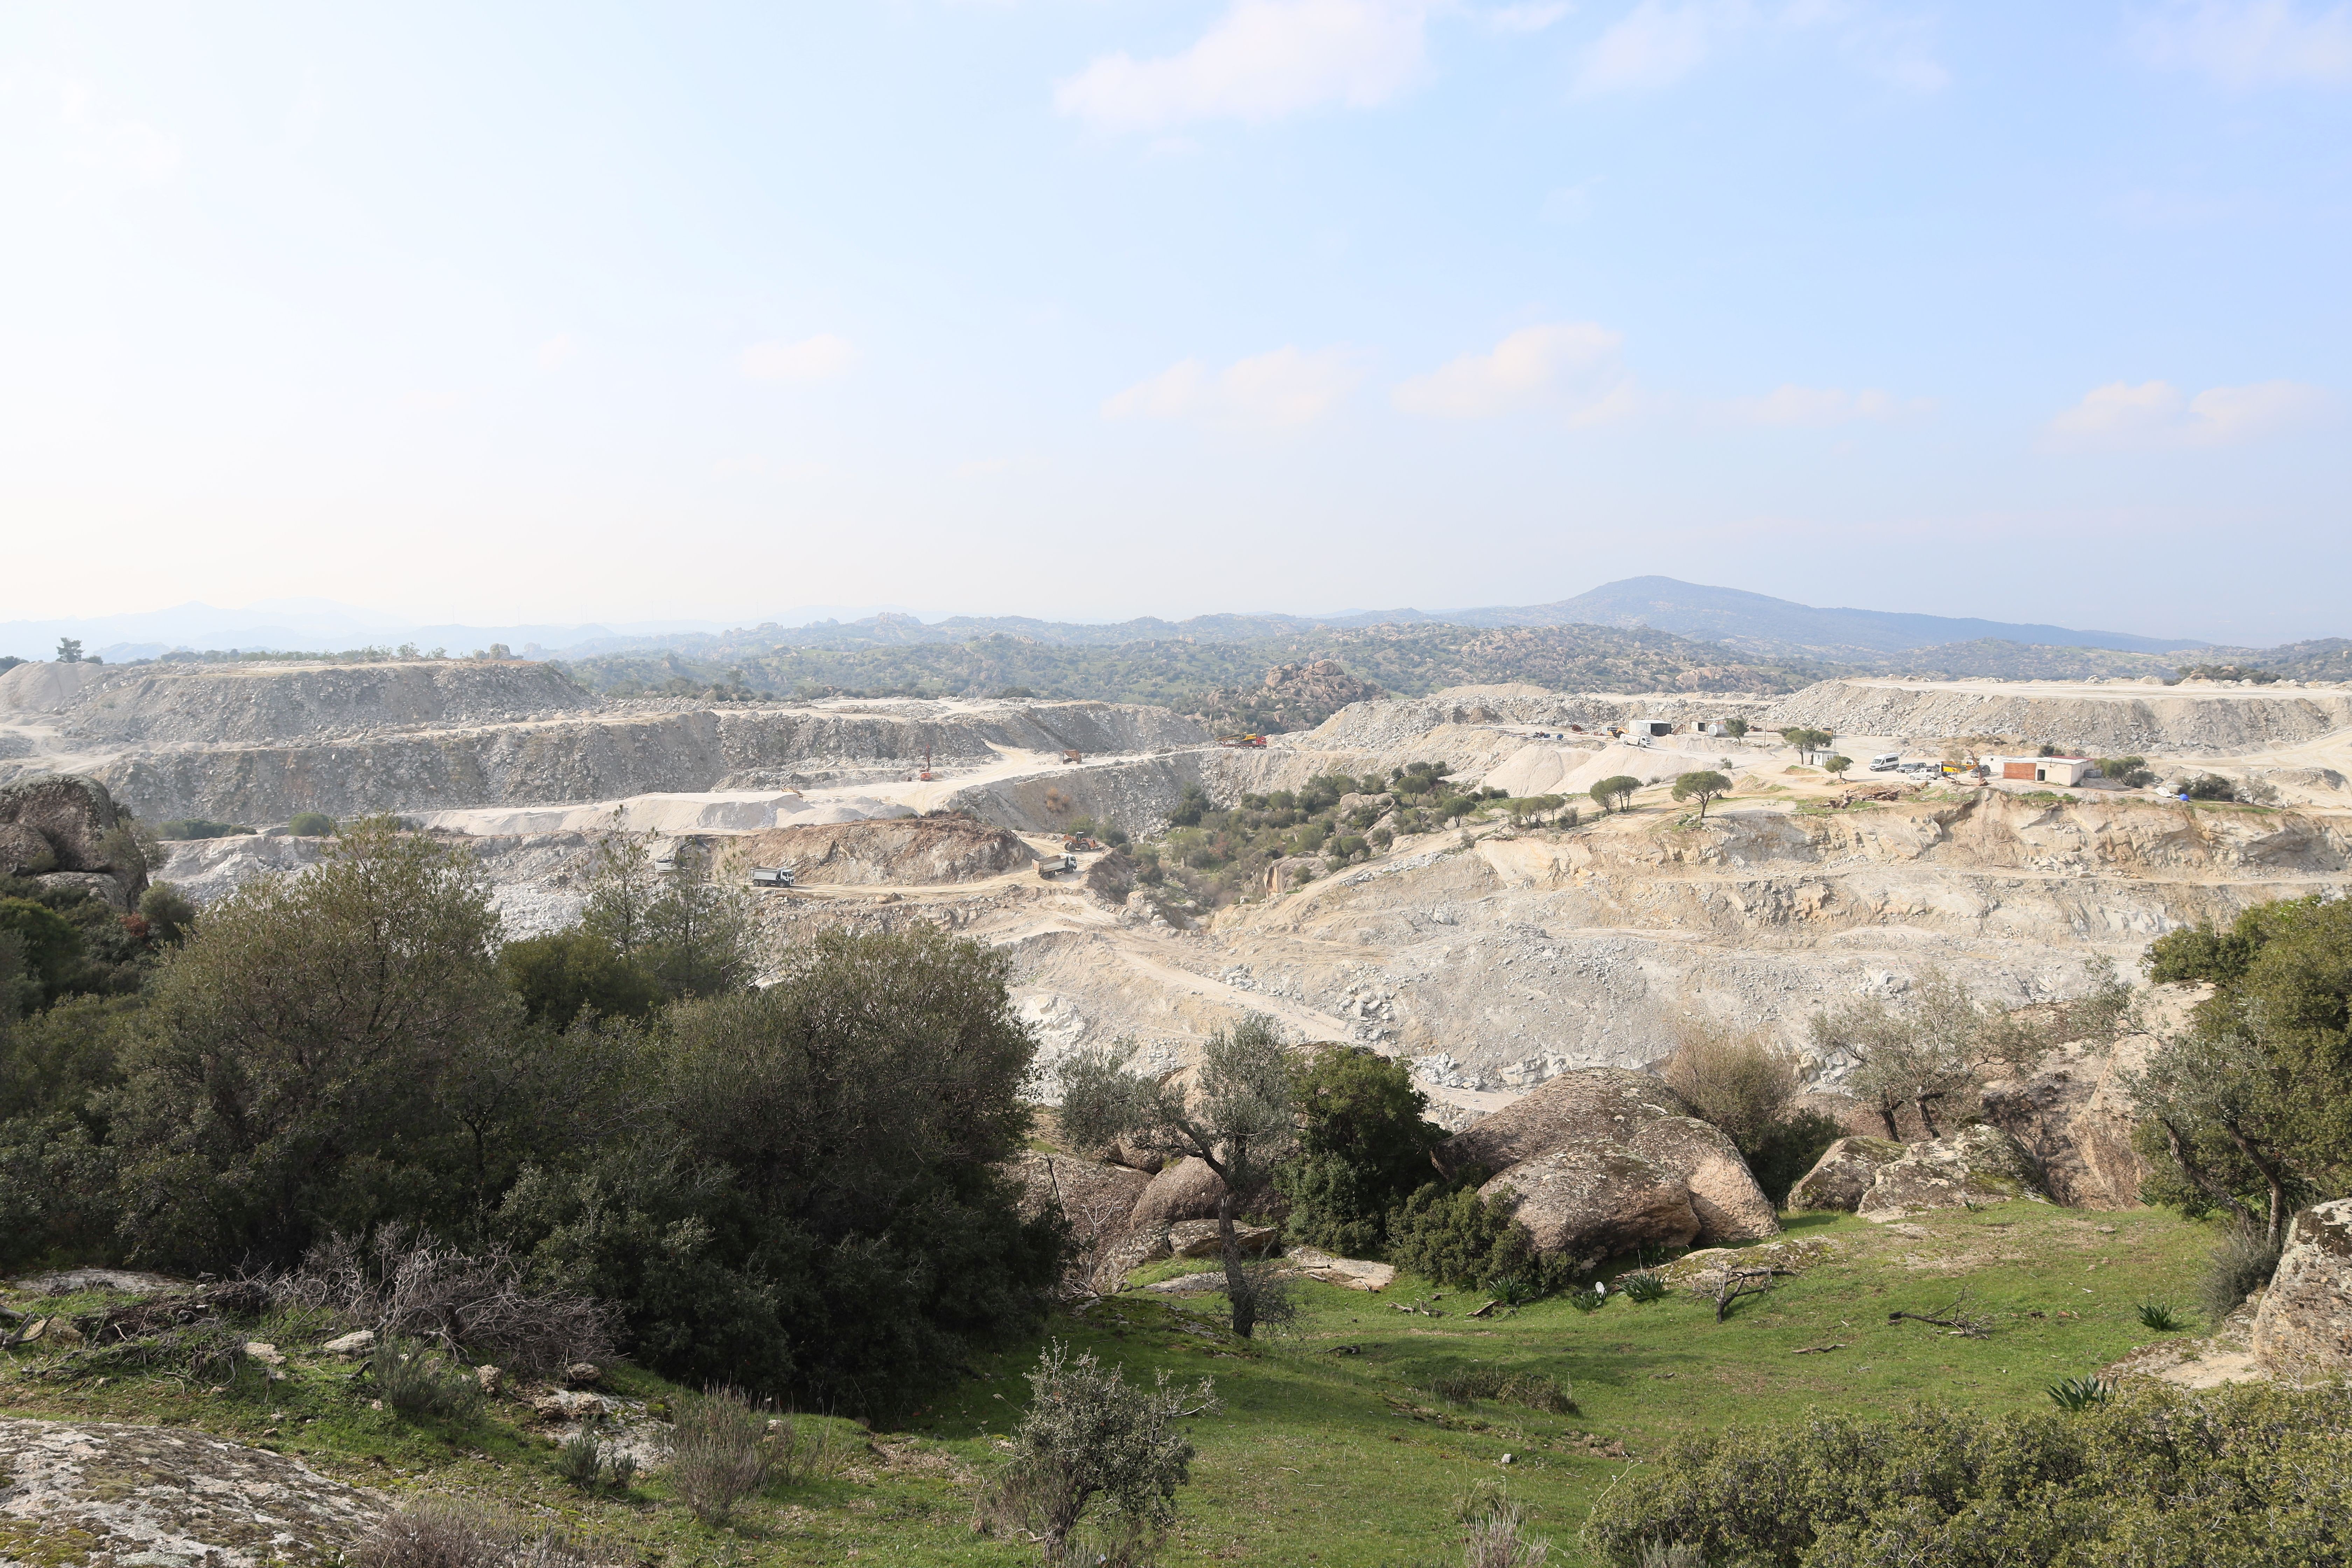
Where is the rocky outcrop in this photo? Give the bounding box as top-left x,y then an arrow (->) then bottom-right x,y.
0,773 -> 147,903
1479,1140 -> 1701,1268
1980,1036 -> 2157,1209
2252,1200 -> 2352,1382
1788,1136 -> 1907,1211
1008,1153 -> 1151,1296
1625,1116 -> 1780,1243
1763,677 -> 2352,758
1435,1068 -> 1773,1256
1855,1125 -> 2050,1220
0,1418 -> 384,1567
1438,1067 -> 1692,1176
735,816 -> 1033,886
56,659 -> 598,744
1128,1157 -> 1231,1231
0,659 -> 106,713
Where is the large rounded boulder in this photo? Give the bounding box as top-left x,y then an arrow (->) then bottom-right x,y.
1855,1125 -> 2050,1220
2252,1200 -> 2352,1382
1438,1066 -> 1691,1176
0,773 -> 147,904
1625,1116 -> 1779,1243
1788,1136 -> 1908,1212
1479,1140 -> 1700,1269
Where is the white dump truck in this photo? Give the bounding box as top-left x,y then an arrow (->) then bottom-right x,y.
749,865 -> 796,888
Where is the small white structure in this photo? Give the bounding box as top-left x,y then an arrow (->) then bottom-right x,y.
1993,756 -> 2094,785
1631,718 -> 1676,737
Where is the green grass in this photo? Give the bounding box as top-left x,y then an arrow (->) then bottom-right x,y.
0,1201 -> 2219,1566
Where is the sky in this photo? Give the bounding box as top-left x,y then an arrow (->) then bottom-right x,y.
3,1 -> 2348,646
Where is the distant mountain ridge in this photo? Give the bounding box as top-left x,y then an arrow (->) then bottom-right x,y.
1485,577 -> 2203,659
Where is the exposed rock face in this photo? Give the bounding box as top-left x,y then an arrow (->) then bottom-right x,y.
1626,1116 -> 1780,1243
1980,1036 -> 2157,1209
2253,1200 -> 2352,1382
1127,1157 -> 1230,1231
0,820 -> 56,876
1438,1067 -> 1692,1176
1435,1069 -> 1772,1261
0,773 -> 146,903
56,660 -> 599,745
0,1418 -> 383,1567
1008,1154 -> 1150,1250
0,659 -> 106,713
1855,1125 -> 2050,1220
1479,1140 -> 1701,1268
1167,1220 -> 1279,1259
734,816 -> 1032,885
1763,677 -> 2352,758
1787,1136 -> 1907,1211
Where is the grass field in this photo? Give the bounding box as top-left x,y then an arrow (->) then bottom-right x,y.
0,1200 -> 2222,1566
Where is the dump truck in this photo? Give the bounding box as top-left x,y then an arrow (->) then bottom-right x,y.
749,866 -> 796,888
1037,852 -> 1077,878
1061,749 -> 1084,764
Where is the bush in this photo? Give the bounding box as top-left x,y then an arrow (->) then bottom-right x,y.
154,819 -> 252,840
2047,1374 -> 2113,1411
1385,1182 -> 1558,1291
1423,1367 -> 1575,1415
1585,1382 -> 2352,1567
497,929 -> 662,1028
2137,1301 -> 2186,1332
1278,1048 -> 1445,1255
287,812 -> 337,837
2201,1222 -> 2281,1324
273,1229 -> 618,1378
1744,1112 -> 1847,1208
371,1336 -> 485,1421
136,883 -> 196,944
350,1499 -> 618,1568
1660,1023 -> 1799,1153
671,1386 -> 776,1525
980,1340 -> 1219,1564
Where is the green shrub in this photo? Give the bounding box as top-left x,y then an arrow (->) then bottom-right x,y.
154,819 -> 253,840
2137,1302 -> 2185,1332
1587,1382 -> 2352,1567
287,812 -> 337,837
1277,1048 -> 1445,1256
1386,1182 -> 1522,1289
2200,1223 -> 2281,1324
669,1387 -> 775,1525
1422,1367 -> 1576,1415
136,883 -> 197,944
497,929 -> 662,1028
370,1337 -> 485,1420
1745,1112 -> 1848,1207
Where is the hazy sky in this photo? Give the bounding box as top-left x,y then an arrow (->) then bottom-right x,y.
5,2 -> 2347,643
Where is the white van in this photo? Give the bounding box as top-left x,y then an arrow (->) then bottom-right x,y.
1868,754 -> 1901,771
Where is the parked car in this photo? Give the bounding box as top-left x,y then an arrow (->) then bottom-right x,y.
1868,753 -> 1902,771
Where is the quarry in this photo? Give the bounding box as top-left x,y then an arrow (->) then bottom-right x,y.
6,655 -> 2349,1124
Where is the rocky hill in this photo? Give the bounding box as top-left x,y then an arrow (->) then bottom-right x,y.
53,659 -> 600,743
1761,677 -> 2352,756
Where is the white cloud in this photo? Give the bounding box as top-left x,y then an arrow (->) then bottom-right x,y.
1731,384 -> 1927,425
1572,0 -> 1945,97
1483,2 -> 1576,32
59,81 -> 180,181
1392,322 -> 1628,419
2044,378 -> 2329,448
1105,347 -> 1362,428
537,334 -> 579,371
1055,0 -> 1431,132
1574,0 -> 1730,94
2134,1 -> 2352,88
739,334 -> 857,382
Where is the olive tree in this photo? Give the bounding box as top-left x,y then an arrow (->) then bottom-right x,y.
1058,1016 -> 1296,1336
1670,770 -> 1732,819
983,1340 -> 1219,1564
1589,775 -> 1641,814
